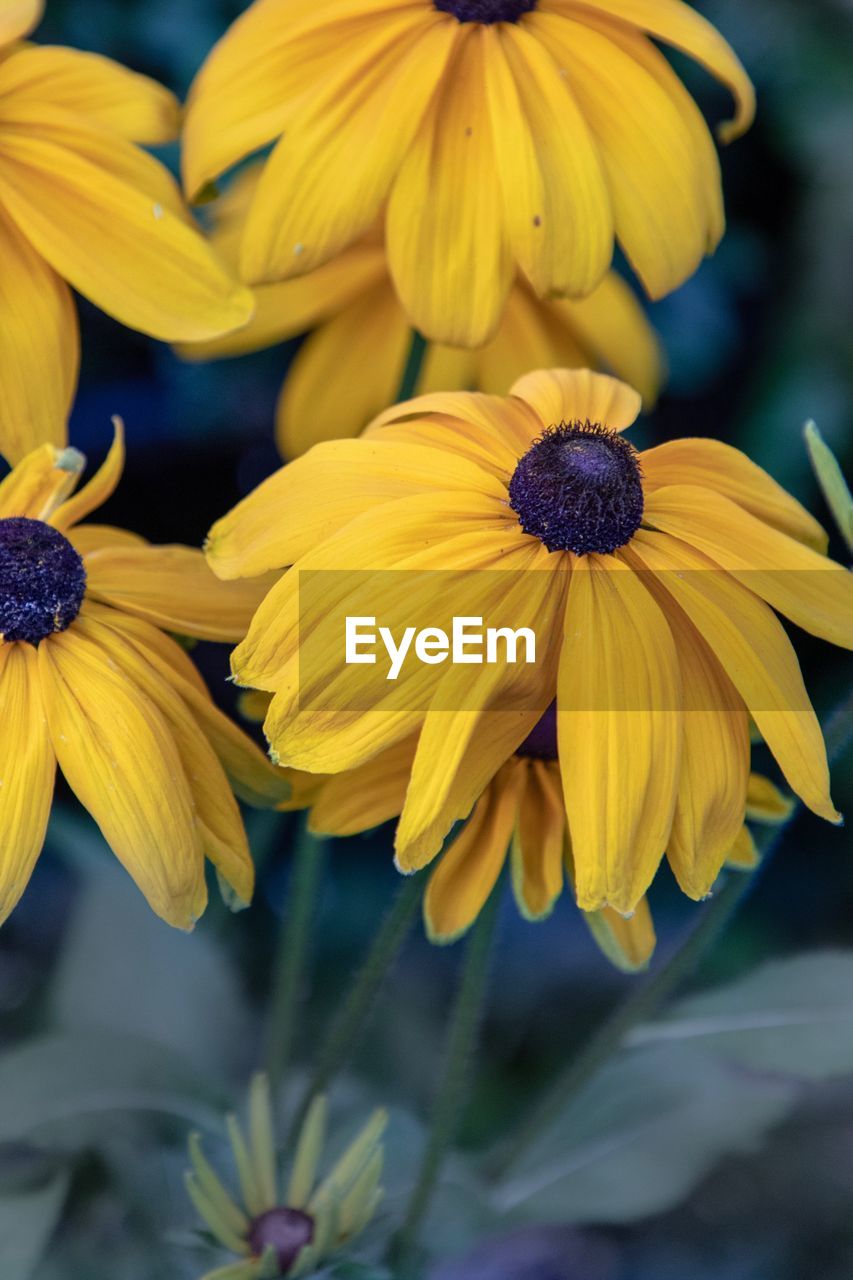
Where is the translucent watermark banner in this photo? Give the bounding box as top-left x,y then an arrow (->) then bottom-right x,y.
292,568 -> 843,713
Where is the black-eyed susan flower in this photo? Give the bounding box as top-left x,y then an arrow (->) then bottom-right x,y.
206,369 -> 853,919
186,1074 -> 385,1279
0,0 -> 253,464
183,0 -> 754,346
179,169 -> 663,458
0,426 -> 289,929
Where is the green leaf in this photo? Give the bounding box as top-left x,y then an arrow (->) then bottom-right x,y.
0,1168 -> 70,1280
804,421 -> 853,552
629,950 -> 853,1080
494,1043 -> 794,1225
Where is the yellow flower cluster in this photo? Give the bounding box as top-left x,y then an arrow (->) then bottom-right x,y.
1,0 -> 850,995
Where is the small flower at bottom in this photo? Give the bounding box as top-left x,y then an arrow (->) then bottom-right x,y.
186,1075 -> 386,1279
0,424 -> 290,929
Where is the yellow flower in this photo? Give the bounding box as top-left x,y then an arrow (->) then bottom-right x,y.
179,168 -> 663,458
206,368 -> 852,918
0,0 -> 253,464
183,0 -> 754,346
186,1074 -> 385,1280
0,425 -> 289,929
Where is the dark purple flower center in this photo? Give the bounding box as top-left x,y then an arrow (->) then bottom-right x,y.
517,702 -> 558,760
248,1207 -> 314,1274
0,517 -> 87,645
508,421 -> 644,556
434,0 -> 537,23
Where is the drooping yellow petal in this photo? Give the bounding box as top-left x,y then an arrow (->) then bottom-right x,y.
641,439 -> 828,551
530,11 -> 711,298
50,417 -> 124,530
0,43 -> 178,143
206,440 -> 505,579
38,627 -> 207,929
387,27 -> 514,346
310,738 -> 416,836
0,103 -> 253,342
645,485 -> 853,648
745,773 -> 795,825
553,0 -> 755,140
242,11 -> 454,283
0,0 -> 42,44
424,766 -> 523,944
87,604 -> 290,808
727,825 -> 759,870
634,565 -> 750,900
76,613 -> 254,907
473,285 -> 586,398
0,204 -> 76,463
84,543 -> 273,642
582,897 -> 656,971
483,22 -> 612,298
0,643 -> 54,926
630,529 -> 840,824
0,442 -> 83,519
510,367 -> 641,432
558,556 -> 682,915
511,760 -> 566,920
276,281 -> 410,459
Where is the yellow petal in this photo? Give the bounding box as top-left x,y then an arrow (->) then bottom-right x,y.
276,281 -> 410,459
69,524 -> 146,557
0,0 -> 42,44
87,603 -> 290,809
475,283 -> 587,396
0,643 -> 54,925
630,528 -> 839,824
745,773 -> 795,825
0,442 -> 83,519
582,896 -> 656,972
0,204 -> 76,463
38,627 -> 207,929
636,566 -> 750,900
645,485 -> 853,648
726,825 -> 759,870
558,556 -> 682,915
76,613 -> 254,907
310,737 -> 416,836
0,103 -> 253,342
242,11 -> 454,283
641,439 -> 828,551
206,440 -> 505,579
483,23 -> 611,298
84,543 -> 274,642
0,43 -> 178,143
369,390 -> 537,478
424,765 -> 523,944
530,11 -> 712,298
50,417 -> 124,530
509,367 -> 641,431
386,27 -> 514,346
551,0 -> 754,140
511,760 -> 565,920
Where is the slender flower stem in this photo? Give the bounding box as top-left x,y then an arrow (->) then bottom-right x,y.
288,874 -> 424,1144
264,819 -> 327,1096
391,885 -> 502,1276
490,689 -> 853,1184
397,330 -> 428,404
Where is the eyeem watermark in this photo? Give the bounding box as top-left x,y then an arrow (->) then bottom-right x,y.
345,615 -> 537,681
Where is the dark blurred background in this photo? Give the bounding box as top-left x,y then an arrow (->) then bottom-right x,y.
1,1 -> 852,1277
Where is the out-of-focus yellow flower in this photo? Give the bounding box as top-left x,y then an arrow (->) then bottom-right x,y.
0,0 -> 253,464
187,1074 -> 386,1279
183,0 -> 754,346
178,168 -> 663,457
206,368 -> 852,919
0,423 -> 289,929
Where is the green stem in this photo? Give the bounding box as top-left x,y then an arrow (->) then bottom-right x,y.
490,687 -> 853,1184
264,819 -> 327,1095
391,885 -> 502,1276
397,331 -> 428,404
289,874 -> 424,1143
